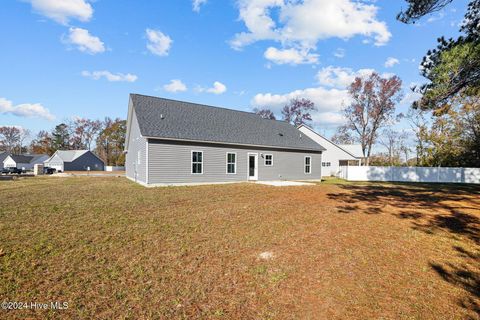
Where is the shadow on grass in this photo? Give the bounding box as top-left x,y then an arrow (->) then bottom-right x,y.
328,182 -> 480,316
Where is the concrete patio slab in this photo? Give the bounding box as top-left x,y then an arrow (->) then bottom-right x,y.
255,180 -> 315,187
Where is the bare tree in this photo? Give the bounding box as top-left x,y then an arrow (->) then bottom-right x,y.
253,108 -> 276,120
379,129 -> 409,166
18,129 -> 31,154
406,107 -> 430,166
70,118 -> 102,150
338,73 -> 403,165
281,98 -> 317,126
0,126 -> 22,154
331,127 -> 355,144
30,130 -> 55,155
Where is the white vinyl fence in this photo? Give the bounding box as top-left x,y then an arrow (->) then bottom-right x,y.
338,166 -> 480,184
105,166 -> 125,172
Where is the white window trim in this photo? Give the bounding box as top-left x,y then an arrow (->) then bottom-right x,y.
305,156 -> 312,174
191,150 -> 204,175
264,154 -> 273,166
226,152 -> 237,174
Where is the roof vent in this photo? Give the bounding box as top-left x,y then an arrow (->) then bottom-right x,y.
278,133 -> 284,137
160,114 -> 165,119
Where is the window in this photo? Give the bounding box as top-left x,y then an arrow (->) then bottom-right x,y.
305,156 -> 312,174
265,154 -> 273,166
322,162 -> 331,167
192,151 -> 203,174
226,152 -> 236,174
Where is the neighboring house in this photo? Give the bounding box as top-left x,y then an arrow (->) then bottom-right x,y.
44,150 -> 105,172
0,152 -> 9,168
3,154 -> 49,171
298,125 -> 364,177
125,94 -> 325,186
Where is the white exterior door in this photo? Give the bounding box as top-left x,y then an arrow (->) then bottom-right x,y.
247,153 -> 258,181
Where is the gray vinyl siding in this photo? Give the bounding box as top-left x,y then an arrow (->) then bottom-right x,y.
64,152 -> 104,171
147,139 -> 322,184
126,107 -> 147,183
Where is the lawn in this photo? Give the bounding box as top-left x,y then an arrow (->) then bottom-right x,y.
0,177 -> 479,319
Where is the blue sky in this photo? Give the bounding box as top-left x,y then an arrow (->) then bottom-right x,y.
0,0 -> 470,139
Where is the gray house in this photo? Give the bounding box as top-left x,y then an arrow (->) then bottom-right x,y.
44,150 -> 105,172
3,154 -> 49,170
125,94 -> 325,186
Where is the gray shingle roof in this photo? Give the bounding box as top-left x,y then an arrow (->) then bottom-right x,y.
10,155 -> 34,163
338,144 -> 364,158
130,94 -> 325,152
53,150 -> 90,162
0,152 -> 9,163
9,154 -> 48,164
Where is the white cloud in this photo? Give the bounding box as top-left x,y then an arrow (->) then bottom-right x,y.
316,66 -> 375,88
426,11 -> 445,23
146,29 -> 172,56
384,57 -> 400,68
26,0 -> 93,25
66,27 -> 105,54
264,47 -> 319,65
0,97 -> 55,121
253,86 -> 349,112
163,79 -> 187,93
253,86 -> 350,127
192,0 -> 207,12
207,81 -> 227,94
333,48 -> 346,58
81,70 -> 138,82
230,0 -> 391,55
251,66 -> 397,127
311,111 -> 347,126
401,91 -> 422,106
252,87 -> 350,127
196,81 -> 227,95
401,83 -> 423,105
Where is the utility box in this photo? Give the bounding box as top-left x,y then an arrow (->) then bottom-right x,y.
34,164 -> 44,176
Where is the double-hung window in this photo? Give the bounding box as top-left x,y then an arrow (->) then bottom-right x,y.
226,153 -> 236,174
305,156 -> 312,174
192,151 -> 203,174
264,154 -> 273,166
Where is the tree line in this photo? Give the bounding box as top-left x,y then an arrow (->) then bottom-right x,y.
0,117 -> 126,166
